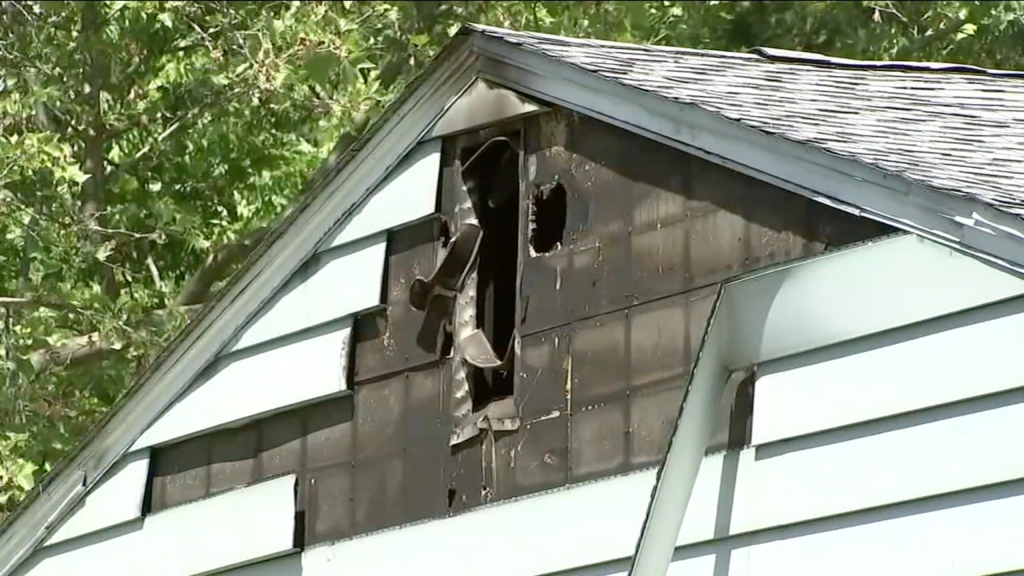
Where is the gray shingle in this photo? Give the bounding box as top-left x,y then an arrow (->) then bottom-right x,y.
469,25 -> 1024,216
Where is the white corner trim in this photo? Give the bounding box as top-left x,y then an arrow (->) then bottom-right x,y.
473,37 -> 1024,276
0,38 -> 480,576
629,288 -> 727,576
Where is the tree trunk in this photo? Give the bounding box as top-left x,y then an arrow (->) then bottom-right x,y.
79,2 -> 119,301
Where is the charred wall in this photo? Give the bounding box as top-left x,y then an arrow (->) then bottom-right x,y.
146,107 -> 894,549
518,109 -> 893,335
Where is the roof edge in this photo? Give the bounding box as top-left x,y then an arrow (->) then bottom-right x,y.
0,31 -> 481,576
470,31 -> 1024,276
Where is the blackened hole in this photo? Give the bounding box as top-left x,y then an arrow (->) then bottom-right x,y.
293,478 -> 307,548
439,217 -> 452,249
530,182 -> 567,254
440,329 -> 453,359
447,487 -> 457,509
459,134 -> 520,408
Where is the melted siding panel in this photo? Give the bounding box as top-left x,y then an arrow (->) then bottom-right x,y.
321,139 -> 442,250
42,451 -> 150,547
16,475 -> 296,576
231,235 -> 386,352
132,322 -> 351,450
753,303 -> 1024,445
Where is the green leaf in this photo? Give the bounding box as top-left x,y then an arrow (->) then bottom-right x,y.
957,22 -> 978,40
304,50 -> 341,87
15,461 -> 38,491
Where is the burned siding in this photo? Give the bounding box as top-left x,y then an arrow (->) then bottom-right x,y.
343,108 -> 891,521
147,365 -> 449,547
149,107 -> 893,551
519,109 -> 893,335
350,216 -> 446,382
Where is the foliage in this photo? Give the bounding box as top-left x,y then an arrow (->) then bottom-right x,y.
1,0 -> 1022,519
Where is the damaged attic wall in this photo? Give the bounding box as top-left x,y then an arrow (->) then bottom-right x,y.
341,106 -> 894,532
141,104 -> 894,556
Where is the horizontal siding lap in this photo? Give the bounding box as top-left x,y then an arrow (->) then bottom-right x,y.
42,451 -> 151,547
321,139 -> 442,250
301,471 -> 658,576
230,235 -> 387,352
127,139 -> 443,450
731,388 -> 1024,534
573,486 -> 1024,576
132,322 -> 352,450
17,475 -> 297,576
753,303 -> 1024,445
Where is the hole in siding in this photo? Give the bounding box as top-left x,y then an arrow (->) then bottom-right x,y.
447,487 -> 457,509
439,328 -> 454,359
439,217 -> 452,249
529,182 -> 567,255
293,479 -> 306,548
460,135 -> 520,408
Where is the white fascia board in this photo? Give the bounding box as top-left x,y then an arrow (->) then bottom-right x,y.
0,38 -> 480,576
629,233 -> 1024,576
472,37 -> 1024,276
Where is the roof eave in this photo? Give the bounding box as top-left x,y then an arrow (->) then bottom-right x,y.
0,32 -> 481,576
470,32 -> 1024,277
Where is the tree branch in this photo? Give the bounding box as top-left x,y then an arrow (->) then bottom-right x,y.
27,305 -> 203,372
0,297 -> 68,311
175,226 -> 269,306
28,332 -> 110,372
21,225 -> 268,372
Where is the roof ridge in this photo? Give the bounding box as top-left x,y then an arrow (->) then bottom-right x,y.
750,46 -> 1024,79
462,22 -> 763,60
464,23 -> 1024,79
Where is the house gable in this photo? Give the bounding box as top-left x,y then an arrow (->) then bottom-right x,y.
22,104 -> 896,575
7,24 -> 1024,576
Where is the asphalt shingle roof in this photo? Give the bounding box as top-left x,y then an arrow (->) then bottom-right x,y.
471,25 -> 1024,216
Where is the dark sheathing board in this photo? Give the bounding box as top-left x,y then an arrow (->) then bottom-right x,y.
147,106 -> 894,548
350,216 -> 448,382
147,365 -> 449,547
518,109 -> 894,335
